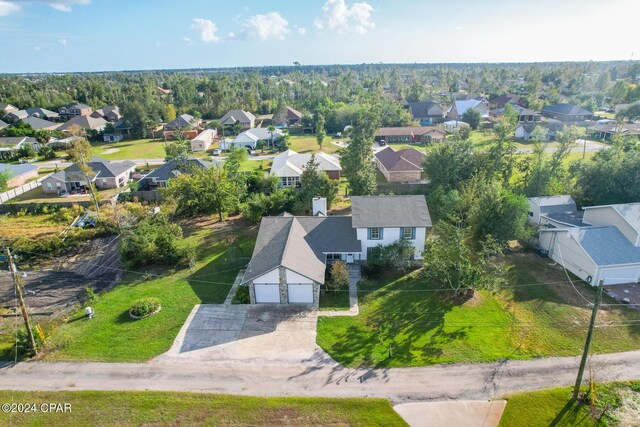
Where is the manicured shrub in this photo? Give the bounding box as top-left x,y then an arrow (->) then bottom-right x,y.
129,298 -> 161,318
231,285 -> 250,304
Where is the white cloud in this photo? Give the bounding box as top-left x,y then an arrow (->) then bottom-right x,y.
314,0 -> 374,34
296,26 -> 306,35
0,0 -> 20,16
183,36 -> 192,44
191,18 -> 219,42
58,38 -> 67,45
240,11 -> 289,41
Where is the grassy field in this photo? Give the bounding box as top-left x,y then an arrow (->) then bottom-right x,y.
90,138 -> 166,160
499,381 -> 640,426
239,158 -> 272,173
289,134 -> 341,154
0,211 -> 67,239
36,218 -> 256,362
0,391 -> 406,427
317,254 -> 640,368
319,285 -> 351,311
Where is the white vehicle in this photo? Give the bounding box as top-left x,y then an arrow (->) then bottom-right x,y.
212,148 -> 221,156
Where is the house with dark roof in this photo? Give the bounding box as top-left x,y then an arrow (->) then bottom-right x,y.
590,122 -> 640,141
536,202 -> 640,286
58,115 -> 108,132
18,116 -> 59,131
540,104 -> 593,122
407,101 -> 444,125
0,137 -> 40,160
488,94 -> 524,109
26,107 -> 60,121
3,109 -> 28,123
375,147 -> 426,183
490,105 -> 540,123
59,102 -> 93,118
0,163 -> 38,188
242,195 -> 431,304
91,106 -> 122,122
41,157 -> 136,194
219,109 -> 256,129
375,126 -> 445,144
138,158 -> 219,190
273,106 -> 303,127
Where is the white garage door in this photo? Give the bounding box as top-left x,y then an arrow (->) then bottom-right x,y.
601,266 -> 640,285
288,284 -> 314,304
254,284 -> 280,303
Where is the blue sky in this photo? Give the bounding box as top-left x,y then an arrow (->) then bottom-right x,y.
1,0 -> 638,73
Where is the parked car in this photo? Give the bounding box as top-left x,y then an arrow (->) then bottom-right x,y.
212,148 -> 221,156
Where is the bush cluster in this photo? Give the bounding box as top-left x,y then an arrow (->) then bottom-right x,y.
129,297 -> 161,318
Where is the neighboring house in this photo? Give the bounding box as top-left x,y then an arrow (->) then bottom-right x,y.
164,114 -> 200,131
138,158 -> 219,190
0,104 -> 18,114
91,106 -> 122,122
273,106 -> 303,127
0,137 -> 40,160
590,122 -> 640,140
443,120 -> 470,133
407,101 -> 444,125
26,107 -> 60,121
59,102 -> 93,118
242,195 -> 432,304
41,157 -> 136,194
534,202 -> 640,285
0,163 -> 39,188
489,105 -> 541,123
270,149 -> 341,187
48,136 -> 83,150
220,127 -> 283,150
190,129 -> 217,152
514,122 -> 564,141
488,94 -> 523,109
446,100 -> 489,120
219,109 -> 256,129
0,120 -> 7,130
18,116 -> 60,131
58,115 -> 108,132
4,110 -> 28,122
540,104 -> 593,122
375,147 -> 426,183
103,119 -> 134,142
527,195 -> 578,227
375,126 -> 446,144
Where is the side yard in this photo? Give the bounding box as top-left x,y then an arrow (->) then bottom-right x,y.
35,217 -> 256,362
0,391 -> 406,426
90,138 -> 166,160
317,253 -> 640,368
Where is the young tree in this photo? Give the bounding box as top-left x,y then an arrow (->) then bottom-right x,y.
67,138 -> 100,212
163,141 -> 188,161
461,108 -> 482,130
340,107 -> 380,196
163,104 -> 177,122
267,125 -> 277,149
315,112 -> 326,150
0,170 -> 10,192
327,261 -> 349,290
299,154 -> 338,210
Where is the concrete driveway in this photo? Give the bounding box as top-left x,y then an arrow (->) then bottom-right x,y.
154,304 -> 330,365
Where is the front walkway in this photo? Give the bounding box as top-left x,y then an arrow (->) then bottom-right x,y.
223,269 -> 246,305
320,264 -> 361,317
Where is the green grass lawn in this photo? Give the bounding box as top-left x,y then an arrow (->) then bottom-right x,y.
0,391 -> 406,427
319,285 -> 351,311
238,158 -> 272,173
37,220 -> 256,362
317,254 -> 640,368
499,381 -> 640,426
90,138 -> 166,160
289,134 -> 341,154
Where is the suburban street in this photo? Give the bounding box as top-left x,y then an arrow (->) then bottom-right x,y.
2,350 -> 639,403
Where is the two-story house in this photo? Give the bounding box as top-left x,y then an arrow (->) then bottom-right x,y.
241,195 -> 432,304
59,102 -> 93,119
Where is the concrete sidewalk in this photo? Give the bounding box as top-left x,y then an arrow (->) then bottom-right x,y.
319,264 -> 360,317
394,400 -> 507,427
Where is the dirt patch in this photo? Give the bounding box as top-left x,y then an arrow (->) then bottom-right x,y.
463,291 -> 484,307
101,148 -> 120,154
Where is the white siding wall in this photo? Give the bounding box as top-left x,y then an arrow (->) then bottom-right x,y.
253,269 -> 280,284
539,231 -> 597,283
527,200 -> 541,225
356,227 -> 426,260
584,207 -> 639,246
285,269 -> 313,284
597,266 -> 640,285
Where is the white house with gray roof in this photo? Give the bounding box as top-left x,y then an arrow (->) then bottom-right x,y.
527,195 -> 578,227
270,149 -> 341,187
538,202 -> 640,286
41,157 -> 136,194
242,195 -> 431,304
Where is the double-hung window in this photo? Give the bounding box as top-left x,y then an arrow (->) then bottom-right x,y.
368,227 -> 382,240
400,227 -> 416,240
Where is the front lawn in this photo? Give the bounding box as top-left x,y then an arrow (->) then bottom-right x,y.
0,391 -> 406,426
39,219 -> 256,362
90,138 -> 166,160
319,285 -> 350,311
238,158 -> 272,173
289,134 -> 341,154
317,254 -> 640,368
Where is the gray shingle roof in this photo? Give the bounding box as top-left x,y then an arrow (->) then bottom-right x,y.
143,158 -> 217,181
408,101 -> 443,118
53,157 -> 136,181
164,114 -> 198,130
541,104 -> 592,116
19,116 -> 58,130
375,147 -> 426,172
542,211 -> 585,227
242,215 -> 360,284
351,195 -> 432,228
575,226 -> 640,266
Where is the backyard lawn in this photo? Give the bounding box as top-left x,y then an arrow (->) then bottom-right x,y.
499,381 -> 640,426
0,391 -> 406,427
238,158 -> 272,173
317,254 -> 640,368
90,138 -> 166,160
38,218 -> 256,362
289,134 -> 341,154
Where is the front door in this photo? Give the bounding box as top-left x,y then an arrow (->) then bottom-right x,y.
346,254 -> 354,264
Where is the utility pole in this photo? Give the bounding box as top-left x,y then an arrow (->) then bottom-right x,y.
6,248 -> 38,356
572,278 -> 604,400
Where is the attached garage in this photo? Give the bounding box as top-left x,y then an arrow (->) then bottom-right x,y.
254,284 -> 280,303
598,266 -> 640,285
288,284 -> 314,304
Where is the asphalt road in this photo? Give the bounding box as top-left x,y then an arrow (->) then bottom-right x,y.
2,350 -> 639,403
